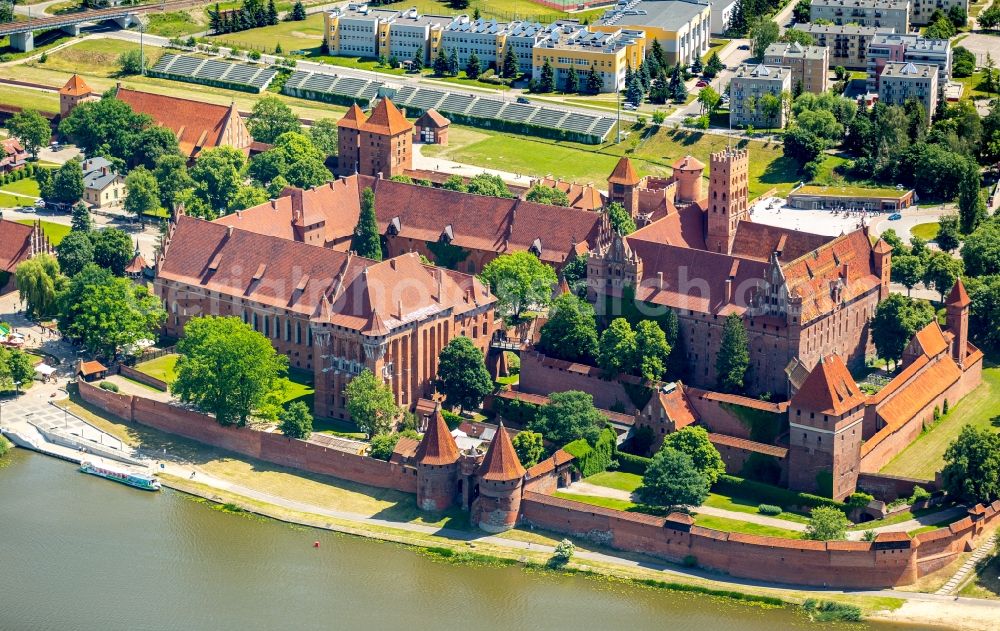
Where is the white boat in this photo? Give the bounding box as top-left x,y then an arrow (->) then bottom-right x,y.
80,461 -> 161,491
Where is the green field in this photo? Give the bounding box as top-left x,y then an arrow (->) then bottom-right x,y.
145,11 -> 206,37
208,14 -> 326,54
30,38 -> 159,78
956,71 -> 996,101
14,219 -> 70,245
0,84 -> 59,114
136,353 -> 179,385
0,177 -> 41,207
882,365 -> 1000,480
910,222 -> 940,240
794,184 -> 908,198
423,125 -> 800,197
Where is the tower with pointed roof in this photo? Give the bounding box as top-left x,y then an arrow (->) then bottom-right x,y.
672,155 -> 705,204
359,98 -> 414,178
336,104 -> 367,176
706,148 -> 749,255
59,74 -> 95,118
472,422 -> 526,532
787,354 -> 866,500
414,405 -> 462,511
872,235 -> 892,301
607,157 -> 641,218
945,278 -> 970,368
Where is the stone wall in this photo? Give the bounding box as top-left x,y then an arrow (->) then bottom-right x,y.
686,387 -> 787,442
518,352 -> 639,412
857,472 -> 937,502
118,365 -> 168,392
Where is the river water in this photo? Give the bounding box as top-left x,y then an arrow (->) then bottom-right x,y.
0,450 -> 939,631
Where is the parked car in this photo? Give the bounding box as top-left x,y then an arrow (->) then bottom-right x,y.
738,44 -> 750,50
696,80 -> 708,88
516,96 -> 531,104
623,102 -> 638,110
888,213 -> 902,220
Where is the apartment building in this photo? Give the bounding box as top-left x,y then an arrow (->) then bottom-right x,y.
324,4 -> 398,58
866,34 -> 950,91
729,63 -> 792,129
594,0 -> 711,65
792,23 -> 893,69
764,42 -> 830,94
437,16 -> 509,71
910,0 -> 967,25
533,26 -> 646,92
810,0 -> 910,34
711,0 -> 738,35
504,21 -> 552,74
878,61 -> 938,117
385,8 -> 450,64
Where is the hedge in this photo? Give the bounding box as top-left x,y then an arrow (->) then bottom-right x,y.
563,428 -> 616,477
715,474 -> 845,511
616,452 -> 652,475
493,396 -> 540,425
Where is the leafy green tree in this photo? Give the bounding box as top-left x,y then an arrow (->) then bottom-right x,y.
586,64 -> 603,94
6,349 -> 34,390
605,201 -> 637,235
923,251 -> 963,301
442,174 -> 466,191
369,433 -> 400,460
716,313 -> 749,393
750,20 -> 780,58
540,60 -> 555,93
524,184 -> 569,206
189,146 -> 247,215
308,118 -> 339,158
153,153 -> 193,212
961,221 -> 1000,277
958,159 -> 986,234
345,369 -> 399,436
92,228 -> 135,276
124,166 -> 160,228
246,95 -> 301,143
465,50 -> 481,79
638,447 -> 710,507
117,48 -> 148,76
511,430 -> 545,467
952,46 -> 976,78
783,126 -> 824,166
480,251 -> 557,321
351,187 -> 381,260
70,202 -> 93,233
965,274 -> 1000,353
698,85 -> 721,115
173,316 -> 288,426
132,125 -> 181,170
15,254 -> 63,318
43,158 -> 84,205
935,215 -> 961,253
704,51 -> 723,78
466,173 -> 512,197
660,426 -> 725,485
537,293 -> 598,363
804,506 -> 849,540
597,318 -> 636,375
56,230 -> 95,277
565,65 -> 579,93
890,253 -> 924,296
871,294 -> 935,370
436,336 -> 492,412
59,96 -> 152,161
249,131 -> 330,189
6,109 -> 50,158
633,320 -> 671,381
528,390 -> 605,446
279,401 -> 313,439
433,45 -> 450,76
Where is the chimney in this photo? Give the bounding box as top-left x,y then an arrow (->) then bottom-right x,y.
397,299 -> 403,318
290,188 -> 304,215
236,210 -> 242,219
842,262 -> 850,280
657,272 -> 663,290
436,268 -> 444,301
377,172 -> 384,180
724,278 -> 733,304
227,225 -> 234,237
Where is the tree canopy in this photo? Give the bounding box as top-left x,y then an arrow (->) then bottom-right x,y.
638,447 -> 710,507
279,401 -> 313,440
248,131 -> 330,189
246,95 -> 301,143
436,336 -> 493,412
942,425 -> 1000,505
511,430 -> 545,467
15,253 -> 64,319
660,426 -> 725,485
351,187 -> 382,260
6,109 -> 50,158
345,369 -> 400,436
528,390 -> 606,446
524,185 -> 569,206
480,251 -> 557,321
804,506 -> 849,540
871,294 -> 935,370
536,293 -> 599,363
716,313 -> 749,393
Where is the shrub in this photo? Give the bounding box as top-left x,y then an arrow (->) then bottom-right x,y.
551,538 -> 575,566
909,485 -> 931,504
682,555 -> 698,567
802,599 -> 862,622
942,399 -> 949,415
99,381 -> 119,392
248,50 -> 262,61
616,452 -> 652,474
846,492 -> 874,510
441,409 -> 463,430
862,529 -> 877,542
563,427 -> 616,477
715,475 -> 845,511
0,435 -> 10,458
369,433 -> 400,461
933,405 -> 941,421
757,503 -> 782,516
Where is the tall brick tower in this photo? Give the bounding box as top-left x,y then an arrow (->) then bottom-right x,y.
359,98 -> 413,178
787,354 -> 866,501
607,157 -> 641,218
872,236 -> 892,300
671,155 -> 705,203
59,74 -> 94,118
336,104 -> 366,176
706,148 -> 749,254
946,278 -> 971,368
414,406 -> 461,511
472,422 -> 526,533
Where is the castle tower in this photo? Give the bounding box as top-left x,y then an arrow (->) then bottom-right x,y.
671,155 -> 705,203
336,104 -> 367,176
607,157 -> 641,219
359,98 -> 413,178
872,237 -> 892,300
472,422 -> 526,533
706,148 -> 749,254
414,406 -> 461,512
787,354 -> 866,501
59,74 -> 94,118
946,278 -> 971,367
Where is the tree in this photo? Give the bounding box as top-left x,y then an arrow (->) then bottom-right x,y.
91,228 -> 135,276
6,109 -> 50,158
43,158 -> 84,205
501,45 -> 518,79
638,448 -> 710,507
597,318 -> 637,376
189,146 -> 247,215
448,48 -> 459,76
117,49 -> 147,76
351,187 -> 381,260
804,506 -> 849,541
698,85 -> 721,115
309,118 -> 339,158
345,369 -> 399,436
466,172 -> 512,197
952,46 -> 976,78
511,431 -> 545,467
942,426 -> 1000,504
279,401 -> 312,439
716,313 -> 749,393
528,390 -> 605,446
871,294 -> 935,370
249,131 -> 330,189
565,65 -> 579,93
14,254 -> 63,318
958,159 -> 986,234
433,45 -> 450,76
923,251 -> 963,301
6,349 -> 34,390
890,254 -> 924,297
524,184 -> 569,206
436,336 -> 492,412
56,230 -> 95,277
704,51 -> 723,78
70,202 -> 93,233
759,92 -> 783,131
132,125 -> 180,170
246,95 -> 300,143
123,166 -> 160,228
480,251 -> 557,321
266,0 -> 278,24
661,425 -> 725,484
965,275 -> 1000,353
961,221 -> 1000,277
465,51 -> 481,79
750,20 -> 780,58
289,0 -> 306,21
979,3 -> 1000,29
537,293 -> 598,363
539,60 -> 555,93
605,201 -> 636,235
551,539 -> 575,566
948,4 -> 967,27
59,96 -> 152,162
410,48 -> 423,72
783,126 -> 824,165
586,64 -> 603,95
633,320 -> 671,382
935,215 -> 961,253
153,153 -> 193,212
442,175 -> 466,192
60,266 -> 165,359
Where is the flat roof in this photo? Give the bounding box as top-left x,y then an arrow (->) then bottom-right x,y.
598,0 -> 708,32
812,0 -> 908,9
790,184 -> 912,198
793,22 -> 889,34
764,42 -> 827,60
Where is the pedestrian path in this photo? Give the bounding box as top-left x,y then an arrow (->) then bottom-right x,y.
936,533 -> 997,595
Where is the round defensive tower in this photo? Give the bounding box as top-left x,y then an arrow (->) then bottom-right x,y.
672,155 -> 705,203
414,407 -> 461,512
472,422 -> 526,533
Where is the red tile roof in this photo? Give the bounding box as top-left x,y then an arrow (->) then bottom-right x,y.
689,387 -> 789,413
337,104 -> 367,130
415,408 -> 460,465
911,320 -> 949,358
873,238 -> 892,254
390,436 -> 420,463
707,432 -> 788,458
730,222 -> 833,263
790,354 -> 866,416
60,74 -> 93,96
608,156 -> 640,185
672,155 -> 705,171
478,421 -> 526,481
656,385 -> 698,429
78,360 -> 107,376
628,204 -> 707,250
875,355 -> 962,432
363,98 -> 412,136
0,219 -> 35,273
415,108 -> 449,128
115,87 -> 249,159
125,252 -> 148,274
946,278 -> 970,308
532,177 -> 605,211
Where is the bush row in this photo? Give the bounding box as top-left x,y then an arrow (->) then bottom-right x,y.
715,475 -> 846,511
615,452 -> 652,475
563,428 -> 616,477
0,162 -> 37,186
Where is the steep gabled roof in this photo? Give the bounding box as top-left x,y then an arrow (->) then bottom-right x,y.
791,354 -> 866,416
478,421 -> 525,481
946,277 -> 970,308
912,320 -> 949,358
60,74 -> 93,96
415,108 -> 450,128
363,98 -> 412,136
731,222 -> 833,263
0,219 -> 36,273
338,103 -> 368,130
414,408 -> 460,466
608,156 -> 640,186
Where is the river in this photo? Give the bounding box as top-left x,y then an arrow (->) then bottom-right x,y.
0,450 -> 939,631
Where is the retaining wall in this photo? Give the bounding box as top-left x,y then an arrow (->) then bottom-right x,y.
857,472 -> 937,502
118,364 -> 169,391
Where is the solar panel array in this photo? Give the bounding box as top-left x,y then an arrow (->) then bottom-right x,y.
282,67 -> 617,142
150,53 -> 279,93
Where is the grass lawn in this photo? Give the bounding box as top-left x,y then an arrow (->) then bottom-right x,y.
702,39 -> 729,62
958,545 -> 1000,599
145,11 -> 206,37
208,14 -> 326,55
312,417 -> 367,440
794,183 -> 910,198
281,368 -> 314,407
587,471 -> 643,492
553,491 -> 638,512
136,353 -> 179,384
15,219 -> 70,245
30,38 -> 160,78
421,125 -> 798,197
309,54 -> 408,76
847,505 -> 939,531
881,365 -> 1000,480
910,222 -> 940,240
0,31 -> 76,64
0,84 -> 59,114
956,72 -> 996,101
0,178 -> 40,197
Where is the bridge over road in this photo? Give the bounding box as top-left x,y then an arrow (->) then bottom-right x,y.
0,0 -> 209,52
